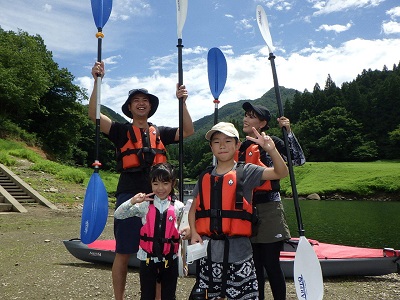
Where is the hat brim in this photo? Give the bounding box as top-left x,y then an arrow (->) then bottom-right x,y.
205,129 -> 238,141
242,102 -> 271,121
122,93 -> 159,119
242,102 -> 263,117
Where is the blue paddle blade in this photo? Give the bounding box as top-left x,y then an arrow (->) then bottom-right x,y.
91,0 -> 113,29
80,172 -> 109,244
207,47 -> 227,99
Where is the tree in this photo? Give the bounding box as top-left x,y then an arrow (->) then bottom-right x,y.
296,107 -> 377,161
29,68 -> 88,162
0,29 -> 91,163
0,29 -> 54,123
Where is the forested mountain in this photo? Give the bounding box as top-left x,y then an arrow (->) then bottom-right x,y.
1,29 -> 399,179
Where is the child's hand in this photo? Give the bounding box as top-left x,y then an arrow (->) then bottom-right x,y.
131,192 -> 155,204
180,226 -> 191,240
190,232 -> 203,245
246,127 -> 276,152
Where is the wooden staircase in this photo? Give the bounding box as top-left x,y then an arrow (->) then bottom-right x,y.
0,163 -> 57,213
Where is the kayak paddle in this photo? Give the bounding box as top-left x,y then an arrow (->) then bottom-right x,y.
256,5 -> 324,300
207,47 -> 227,126
207,47 -> 227,166
80,0 -> 113,245
176,0 -> 188,206
176,0 -> 189,277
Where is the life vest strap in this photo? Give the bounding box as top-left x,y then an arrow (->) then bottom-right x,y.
196,209 -> 252,221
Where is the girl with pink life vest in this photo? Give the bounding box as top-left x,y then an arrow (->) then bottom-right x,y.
114,163 -> 186,300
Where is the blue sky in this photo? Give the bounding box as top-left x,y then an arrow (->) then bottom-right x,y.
1,0 -> 400,127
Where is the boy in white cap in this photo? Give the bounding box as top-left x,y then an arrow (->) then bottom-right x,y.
188,122 -> 288,299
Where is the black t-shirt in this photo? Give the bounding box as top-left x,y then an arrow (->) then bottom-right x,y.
108,122 -> 178,197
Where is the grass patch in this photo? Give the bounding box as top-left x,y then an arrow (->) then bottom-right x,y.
56,168 -> 87,184
280,161 -> 400,197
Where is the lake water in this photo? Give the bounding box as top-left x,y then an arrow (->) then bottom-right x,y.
183,195 -> 400,250
281,199 -> 400,250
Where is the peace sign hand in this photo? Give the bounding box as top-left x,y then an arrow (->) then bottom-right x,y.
246,127 -> 276,152
130,192 -> 155,205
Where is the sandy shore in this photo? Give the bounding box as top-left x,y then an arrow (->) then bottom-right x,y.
0,205 -> 399,299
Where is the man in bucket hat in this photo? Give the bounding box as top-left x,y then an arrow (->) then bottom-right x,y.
88,61 -> 194,300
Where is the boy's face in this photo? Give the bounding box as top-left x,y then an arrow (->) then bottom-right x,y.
209,132 -> 239,162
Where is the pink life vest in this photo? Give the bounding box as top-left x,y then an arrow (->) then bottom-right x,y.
139,202 -> 180,259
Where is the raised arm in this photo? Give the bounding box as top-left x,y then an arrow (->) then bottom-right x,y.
277,116 -> 306,166
88,61 -> 112,135
174,84 -> 195,141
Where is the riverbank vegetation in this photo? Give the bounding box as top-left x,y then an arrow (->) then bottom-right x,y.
1,29 -> 400,181
1,139 -> 399,206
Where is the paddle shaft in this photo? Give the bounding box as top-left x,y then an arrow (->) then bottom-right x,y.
94,31 -> 103,173
212,99 -> 218,166
213,103 -> 219,125
268,52 -> 305,236
177,38 -> 184,204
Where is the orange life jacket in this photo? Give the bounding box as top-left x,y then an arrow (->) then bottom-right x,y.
139,202 -> 180,260
195,163 -> 253,238
117,124 -> 167,172
236,142 -> 280,194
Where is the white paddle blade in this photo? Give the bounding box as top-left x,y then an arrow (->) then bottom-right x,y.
256,5 -> 274,53
294,236 -> 324,300
178,240 -> 189,277
176,0 -> 188,39
178,200 -> 190,277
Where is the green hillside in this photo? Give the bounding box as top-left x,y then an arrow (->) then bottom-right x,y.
190,87 -> 297,139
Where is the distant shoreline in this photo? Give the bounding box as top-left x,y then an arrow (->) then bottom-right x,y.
284,192 -> 400,202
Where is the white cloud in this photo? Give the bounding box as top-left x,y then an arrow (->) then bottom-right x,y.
386,7 -> 400,19
312,0 -> 384,15
43,4 -> 52,12
104,55 -> 123,65
0,1 -> 95,54
3,1 -> 400,128
76,38 -> 400,127
382,21 -> 400,35
317,22 -> 352,33
263,0 -> 293,11
236,18 -> 253,30
110,0 -> 152,22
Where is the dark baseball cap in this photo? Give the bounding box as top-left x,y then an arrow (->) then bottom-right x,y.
242,102 -> 271,122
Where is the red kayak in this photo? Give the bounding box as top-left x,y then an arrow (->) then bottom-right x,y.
63,238 -> 400,277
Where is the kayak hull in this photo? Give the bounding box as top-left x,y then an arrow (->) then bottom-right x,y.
63,238 -> 400,277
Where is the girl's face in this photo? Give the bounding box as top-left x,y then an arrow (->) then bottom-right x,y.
151,179 -> 173,200
243,111 -> 267,136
